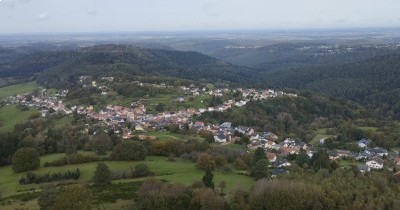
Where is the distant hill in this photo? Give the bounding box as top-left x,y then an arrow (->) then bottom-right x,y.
263,52 -> 400,118
0,44 -> 257,87
210,42 -> 400,71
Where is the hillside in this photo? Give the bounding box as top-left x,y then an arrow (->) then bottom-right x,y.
263,52 -> 400,118
0,44 -> 257,87
210,42 -> 400,70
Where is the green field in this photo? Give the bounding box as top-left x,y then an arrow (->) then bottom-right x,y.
358,126 -> 379,132
146,131 -> 204,142
0,153 -> 254,198
310,128 -> 336,145
0,105 -> 39,133
0,82 -> 39,99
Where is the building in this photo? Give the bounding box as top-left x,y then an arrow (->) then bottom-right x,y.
366,157 -> 384,170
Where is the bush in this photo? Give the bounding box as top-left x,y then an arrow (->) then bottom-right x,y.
12,148 -> 40,173
44,153 -> 104,167
19,169 -> 80,185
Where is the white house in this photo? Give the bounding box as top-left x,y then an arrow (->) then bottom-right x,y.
214,131 -> 228,143
358,138 -> 371,148
366,157 -> 384,170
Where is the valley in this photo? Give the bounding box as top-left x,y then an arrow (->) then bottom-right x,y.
0,29 -> 400,209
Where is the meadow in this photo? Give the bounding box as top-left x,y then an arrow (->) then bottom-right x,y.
0,82 -> 38,99
0,152 -> 255,199
0,105 -> 38,133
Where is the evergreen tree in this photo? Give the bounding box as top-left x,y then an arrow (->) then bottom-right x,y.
202,169 -> 215,189
254,147 -> 266,164
295,149 -> 310,168
250,159 -> 269,180
93,162 -> 112,187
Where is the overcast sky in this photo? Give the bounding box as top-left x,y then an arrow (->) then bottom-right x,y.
0,0 -> 399,34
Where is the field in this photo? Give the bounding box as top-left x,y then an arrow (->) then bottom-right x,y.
0,153 -> 255,199
146,130 -> 204,142
0,105 -> 39,133
0,82 -> 39,99
310,128 -> 336,145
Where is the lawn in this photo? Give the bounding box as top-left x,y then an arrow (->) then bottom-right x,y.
0,105 -> 39,133
0,82 -> 39,99
0,154 -> 254,198
310,128 -> 336,145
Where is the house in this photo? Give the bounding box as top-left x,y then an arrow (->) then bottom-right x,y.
220,122 -> 232,130
275,159 -> 291,168
358,138 -> 371,148
280,147 -> 299,156
394,156 -> 400,165
264,140 -> 276,149
236,126 -> 255,136
214,131 -> 228,143
366,157 -> 384,170
358,165 -> 370,173
366,147 -> 388,157
266,152 -> 277,163
336,150 -> 355,158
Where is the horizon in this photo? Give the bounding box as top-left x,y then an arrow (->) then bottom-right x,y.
1,26 -> 400,37
1,0 -> 399,34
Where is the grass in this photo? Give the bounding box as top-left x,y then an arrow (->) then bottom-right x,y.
0,82 -> 39,99
310,128 -> 336,145
358,127 -> 379,132
0,105 -> 39,133
0,154 -> 254,198
146,131 -> 204,142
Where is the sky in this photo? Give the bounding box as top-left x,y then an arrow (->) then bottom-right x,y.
0,0 -> 399,34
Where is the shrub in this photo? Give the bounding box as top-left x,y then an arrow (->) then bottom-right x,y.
19,169 -> 81,185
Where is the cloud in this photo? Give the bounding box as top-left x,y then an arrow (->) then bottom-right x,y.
37,12 -> 49,21
201,3 -> 218,17
85,8 -> 98,16
336,19 -> 346,23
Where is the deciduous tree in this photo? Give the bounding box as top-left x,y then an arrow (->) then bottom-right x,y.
12,148 -> 40,173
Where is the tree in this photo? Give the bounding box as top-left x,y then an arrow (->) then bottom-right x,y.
196,153 -> 216,170
234,157 -> 248,170
12,148 -> 40,173
254,147 -> 266,164
202,169 -> 215,189
91,132 -> 111,155
93,162 -> 111,187
218,181 -> 226,194
110,141 -> 147,161
51,185 -> 91,210
310,150 -> 331,171
200,131 -> 215,144
295,149 -> 310,168
38,184 -> 59,210
250,159 -> 269,180
229,185 -> 250,210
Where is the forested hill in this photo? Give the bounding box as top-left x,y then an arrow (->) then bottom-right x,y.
263,52 -> 400,118
0,44 -> 257,87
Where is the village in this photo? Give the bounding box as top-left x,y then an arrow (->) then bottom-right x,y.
3,78 -> 399,177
